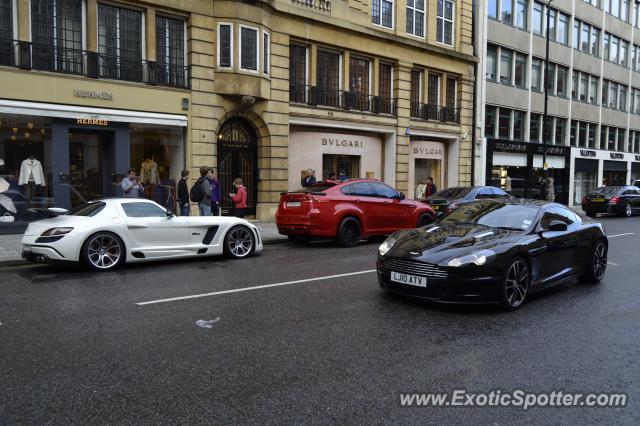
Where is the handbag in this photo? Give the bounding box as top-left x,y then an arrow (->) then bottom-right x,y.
0,213 -> 15,222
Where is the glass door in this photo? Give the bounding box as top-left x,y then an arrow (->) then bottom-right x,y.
68,131 -> 115,205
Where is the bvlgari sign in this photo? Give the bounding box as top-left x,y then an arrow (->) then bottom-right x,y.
74,89 -> 113,100
321,137 -> 364,148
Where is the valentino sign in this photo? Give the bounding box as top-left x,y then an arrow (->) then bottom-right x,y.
580,149 -> 597,158
321,137 -> 364,148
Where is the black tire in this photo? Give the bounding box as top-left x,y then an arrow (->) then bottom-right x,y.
81,232 -> 125,272
416,213 -> 433,228
288,234 -> 311,244
223,225 -> 255,259
335,217 -> 361,247
580,239 -> 607,284
500,257 -> 530,310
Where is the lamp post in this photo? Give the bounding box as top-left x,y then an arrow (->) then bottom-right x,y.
542,0 -> 554,197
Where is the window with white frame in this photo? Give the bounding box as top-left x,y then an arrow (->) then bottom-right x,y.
372,0 -> 393,28
218,23 -> 233,68
533,2 -> 543,35
436,0 -> 454,45
406,0 -> 425,37
240,26 -> 259,71
531,57 -> 542,91
263,32 -> 269,74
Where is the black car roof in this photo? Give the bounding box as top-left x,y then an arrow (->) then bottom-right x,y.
477,198 -> 552,207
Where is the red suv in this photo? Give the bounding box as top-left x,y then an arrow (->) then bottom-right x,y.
276,179 -> 435,247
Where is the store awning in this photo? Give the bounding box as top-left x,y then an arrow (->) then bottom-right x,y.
0,99 -> 188,127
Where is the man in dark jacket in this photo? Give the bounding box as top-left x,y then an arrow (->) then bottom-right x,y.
301,169 -> 316,187
177,170 -> 190,216
425,177 -> 437,197
198,166 -> 212,216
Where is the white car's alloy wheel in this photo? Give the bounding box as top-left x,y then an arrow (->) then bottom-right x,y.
225,226 -> 254,258
85,233 -> 123,270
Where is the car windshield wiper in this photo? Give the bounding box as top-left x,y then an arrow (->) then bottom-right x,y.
494,226 -> 524,231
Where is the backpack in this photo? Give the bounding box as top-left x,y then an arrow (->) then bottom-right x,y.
190,177 -> 205,202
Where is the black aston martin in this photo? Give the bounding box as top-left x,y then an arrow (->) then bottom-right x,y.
377,199 -> 608,310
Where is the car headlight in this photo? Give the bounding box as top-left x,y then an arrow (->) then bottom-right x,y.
447,249 -> 496,267
41,227 -> 73,237
378,236 -> 398,256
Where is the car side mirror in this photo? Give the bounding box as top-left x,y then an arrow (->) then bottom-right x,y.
398,192 -> 405,200
166,209 -> 174,218
545,220 -> 567,232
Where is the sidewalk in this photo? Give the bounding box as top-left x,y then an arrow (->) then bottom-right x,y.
0,221 -> 287,267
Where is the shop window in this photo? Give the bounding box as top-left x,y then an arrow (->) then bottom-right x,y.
406,0 -> 425,37
130,126 -> 184,208
263,32 -> 270,74
218,23 -> 233,68
289,45 -> 307,103
436,0 -> 455,45
0,115 -> 54,226
240,26 -> 259,71
156,15 -> 186,87
372,0 -> 394,28
98,4 -> 143,82
317,50 -> 341,107
322,154 -> 360,180
31,0 -> 82,73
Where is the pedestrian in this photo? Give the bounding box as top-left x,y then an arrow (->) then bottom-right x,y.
196,166 -> 212,216
121,168 -> 144,198
545,176 -> 555,202
177,169 -> 190,216
301,169 -> 316,187
338,170 -> 349,181
425,177 -> 437,197
415,178 -> 427,200
229,177 -> 247,218
208,168 -> 222,216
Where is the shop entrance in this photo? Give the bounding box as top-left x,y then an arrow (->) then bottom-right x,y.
68,130 -> 115,206
217,119 -> 257,216
322,154 -> 360,180
413,159 -> 442,199
603,160 -> 628,186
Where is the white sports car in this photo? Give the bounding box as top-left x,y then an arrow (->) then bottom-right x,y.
21,198 -> 263,271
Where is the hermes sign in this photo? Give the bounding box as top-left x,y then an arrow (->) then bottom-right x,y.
74,89 -> 113,100
76,116 -> 109,126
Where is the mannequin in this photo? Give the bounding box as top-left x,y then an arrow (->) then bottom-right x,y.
19,155 -> 46,209
140,157 -> 159,199
0,158 -> 9,193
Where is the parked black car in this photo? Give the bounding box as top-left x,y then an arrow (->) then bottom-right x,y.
581,186 -> 640,217
377,199 -> 607,310
421,186 -> 510,215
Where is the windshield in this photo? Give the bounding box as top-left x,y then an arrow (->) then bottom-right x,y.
588,186 -> 622,197
430,187 -> 472,200
66,202 -> 106,217
439,201 -> 540,231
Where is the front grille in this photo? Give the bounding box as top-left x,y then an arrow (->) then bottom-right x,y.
379,258 -> 448,279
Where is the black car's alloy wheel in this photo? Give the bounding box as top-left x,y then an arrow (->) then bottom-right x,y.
581,240 -> 607,284
336,217 -> 361,247
501,258 -> 529,310
82,232 -> 124,271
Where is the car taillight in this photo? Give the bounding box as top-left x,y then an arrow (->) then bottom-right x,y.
581,196 -> 589,204
446,202 -> 459,212
609,196 -> 620,204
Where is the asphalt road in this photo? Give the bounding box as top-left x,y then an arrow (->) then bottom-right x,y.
0,215 -> 639,424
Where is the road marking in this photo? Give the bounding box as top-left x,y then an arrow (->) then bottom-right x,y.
136,269 -> 377,306
608,262 -> 619,266
608,233 -> 635,238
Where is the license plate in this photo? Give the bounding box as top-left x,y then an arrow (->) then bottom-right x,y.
432,205 -> 440,210
286,201 -> 301,208
591,198 -> 605,202
23,244 -> 32,252
391,271 -> 427,287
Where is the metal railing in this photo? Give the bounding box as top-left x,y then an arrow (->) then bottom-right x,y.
0,39 -> 190,89
410,102 -> 460,124
290,85 -> 398,116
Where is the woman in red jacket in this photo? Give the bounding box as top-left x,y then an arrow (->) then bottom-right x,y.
229,177 -> 248,218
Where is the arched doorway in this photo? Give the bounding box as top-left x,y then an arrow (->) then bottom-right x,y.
217,118 -> 257,215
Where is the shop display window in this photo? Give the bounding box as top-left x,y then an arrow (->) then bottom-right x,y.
130,125 -> 184,210
0,115 -> 54,227
322,154 -> 360,180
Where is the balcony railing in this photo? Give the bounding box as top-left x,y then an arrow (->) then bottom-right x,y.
290,85 -> 397,116
410,102 -> 460,124
0,39 -> 190,89
291,0 -> 331,12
